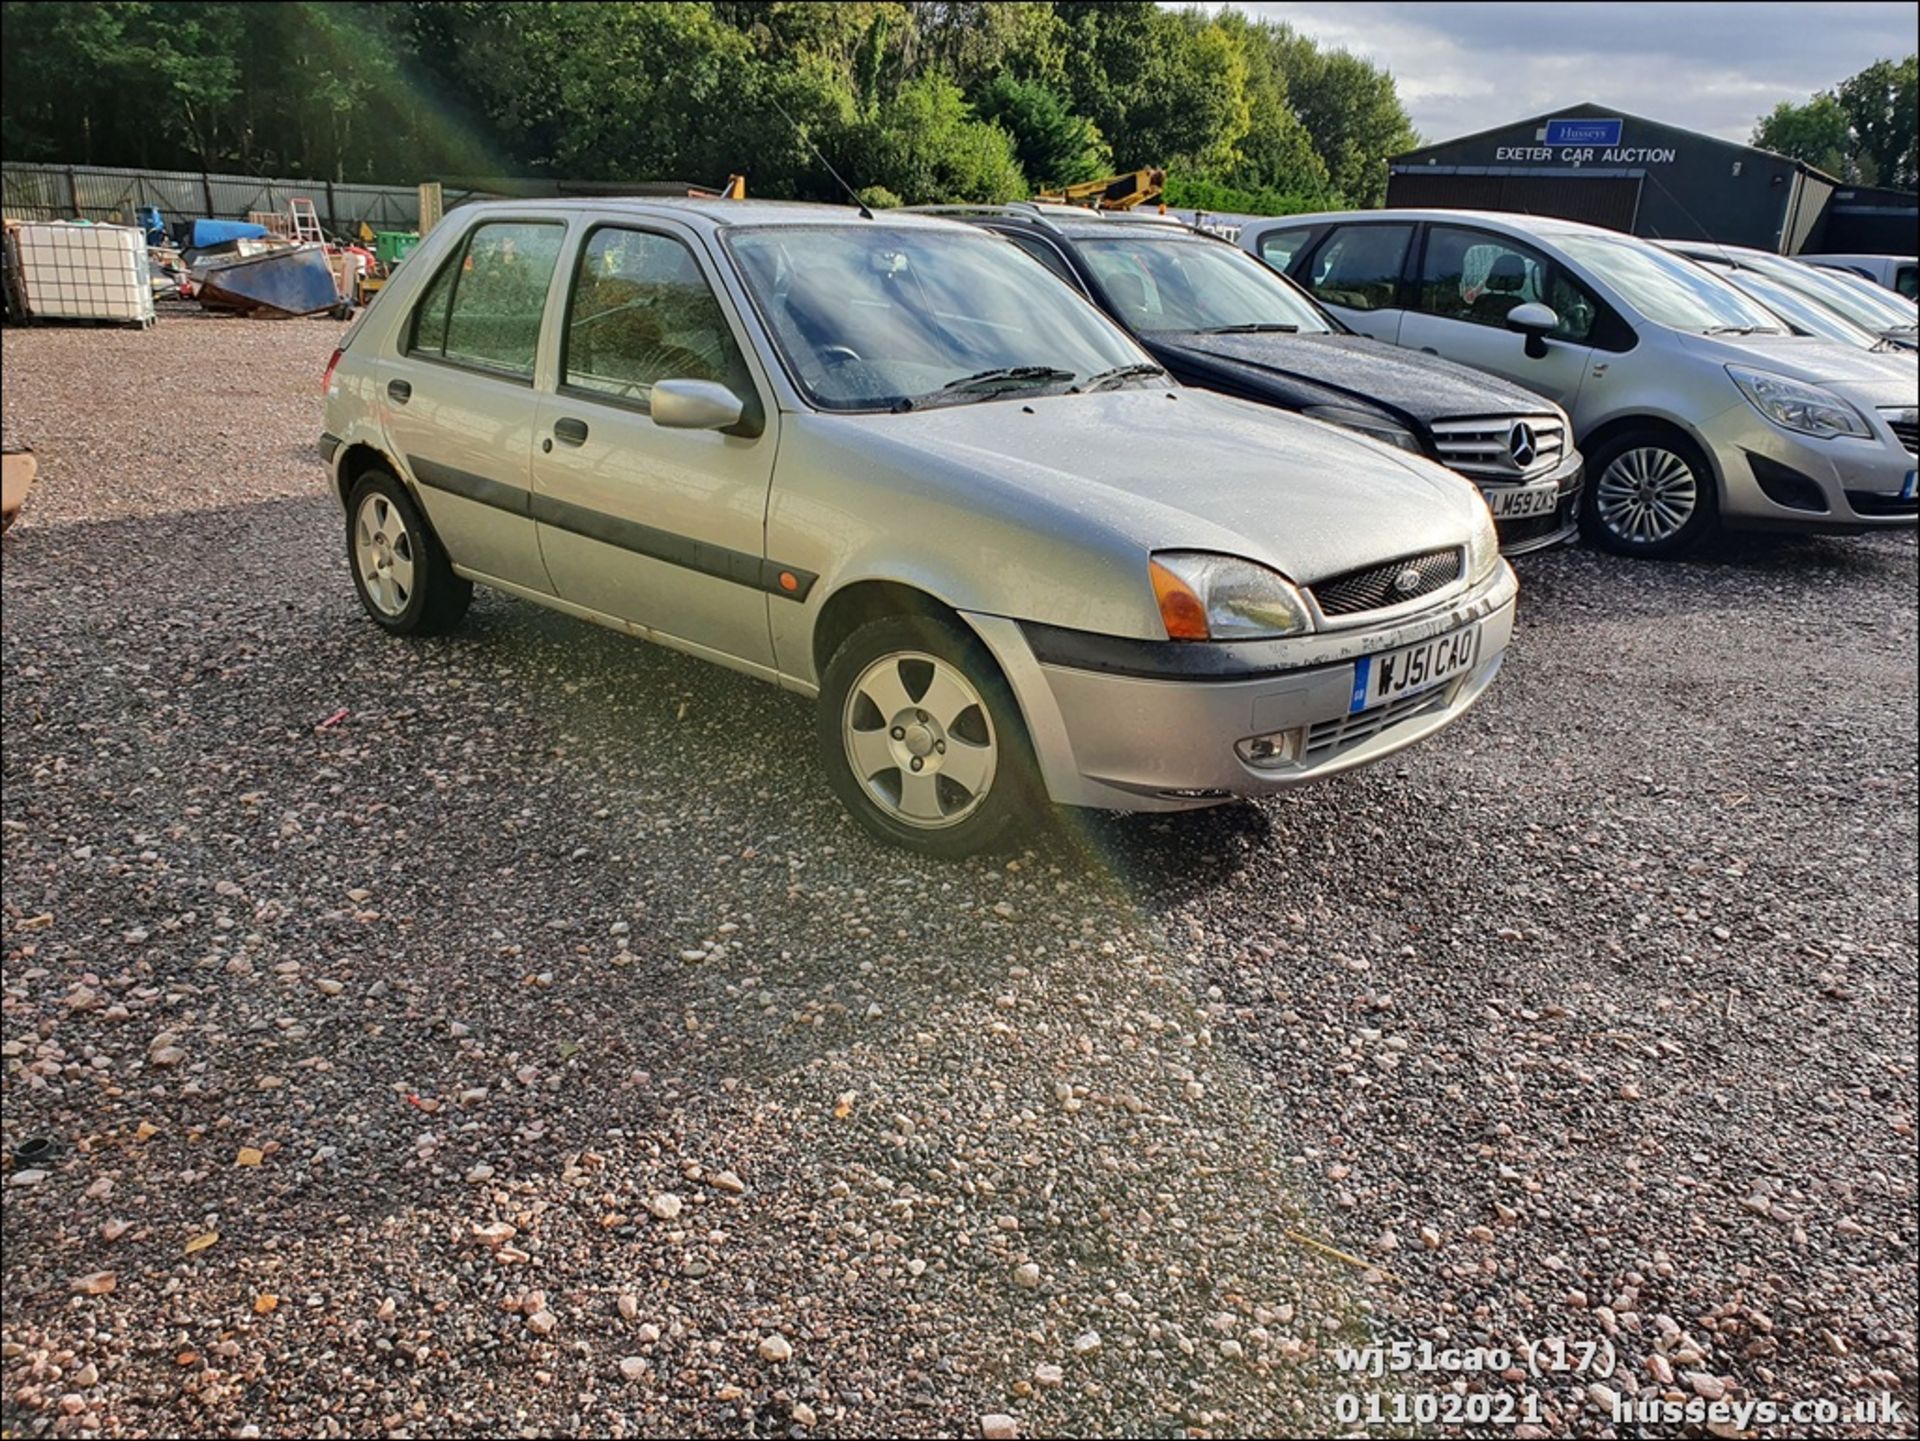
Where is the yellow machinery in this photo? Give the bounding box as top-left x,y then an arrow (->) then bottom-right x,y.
1035,168 -> 1166,211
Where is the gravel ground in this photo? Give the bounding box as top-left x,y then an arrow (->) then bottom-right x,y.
3,310 -> 1915,1440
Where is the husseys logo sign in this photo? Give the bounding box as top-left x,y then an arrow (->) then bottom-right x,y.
1494,117 -> 1677,165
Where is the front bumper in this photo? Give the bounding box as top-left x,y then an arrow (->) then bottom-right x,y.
1703,403 -> 1918,533
966,563 -> 1518,812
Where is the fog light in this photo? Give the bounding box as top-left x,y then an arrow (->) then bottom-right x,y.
1235,729 -> 1302,769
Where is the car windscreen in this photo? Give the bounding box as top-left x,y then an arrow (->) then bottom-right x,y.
1559,236 -> 1787,335
725,225 -> 1150,412
1073,234 -> 1334,335
1720,268 -> 1882,348
1744,253 -> 1919,333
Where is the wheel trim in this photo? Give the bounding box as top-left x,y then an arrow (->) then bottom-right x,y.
354,492 -> 415,616
1596,446 -> 1698,545
843,650 -> 997,830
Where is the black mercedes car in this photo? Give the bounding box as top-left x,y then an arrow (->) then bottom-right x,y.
938,206 -> 1584,554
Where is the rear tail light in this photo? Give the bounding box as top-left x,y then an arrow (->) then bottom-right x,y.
322,347 -> 344,396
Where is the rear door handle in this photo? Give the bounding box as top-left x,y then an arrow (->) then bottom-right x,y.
387,378 -> 412,404
552,417 -> 589,446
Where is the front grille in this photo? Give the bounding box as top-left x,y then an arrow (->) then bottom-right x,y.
1311,548 -> 1462,618
1305,688 -> 1450,761
1495,500 -> 1575,549
1430,414 -> 1566,478
1880,408 -> 1917,455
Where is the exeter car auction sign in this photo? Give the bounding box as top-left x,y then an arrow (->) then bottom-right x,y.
1494,116 -> 1677,165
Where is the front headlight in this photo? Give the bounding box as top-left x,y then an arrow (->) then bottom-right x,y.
1149,552 -> 1313,641
1302,404 -> 1423,453
1727,365 -> 1872,439
1466,499 -> 1500,582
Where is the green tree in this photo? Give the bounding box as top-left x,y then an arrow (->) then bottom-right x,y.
971,73 -> 1108,189
846,71 -> 1026,203
1835,55 -> 1917,188
1055,2 -> 1250,171
1210,9 -> 1330,201
1751,55 -> 1917,187
1752,93 -> 1853,178
1261,24 -> 1417,206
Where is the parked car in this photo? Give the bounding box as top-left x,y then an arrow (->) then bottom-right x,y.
1670,252 -> 1894,351
926,204 -> 1581,554
320,200 -> 1516,856
1240,209 -> 1918,557
1801,253 -> 1918,300
1660,241 -> 1919,352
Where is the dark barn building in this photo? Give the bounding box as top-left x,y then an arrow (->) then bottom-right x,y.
1386,102 -> 1915,256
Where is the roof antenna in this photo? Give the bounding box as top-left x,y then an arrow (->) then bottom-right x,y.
768,94 -> 873,219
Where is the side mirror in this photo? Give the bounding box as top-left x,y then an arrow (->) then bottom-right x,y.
1505,302 -> 1559,360
651,378 -> 746,432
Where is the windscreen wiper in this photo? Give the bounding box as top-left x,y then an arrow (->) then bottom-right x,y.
1198,322 -> 1300,334
1704,324 -> 1775,336
891,366 -> 1078,412
938,366 -> 1076,393
1071,363 -> 1167,393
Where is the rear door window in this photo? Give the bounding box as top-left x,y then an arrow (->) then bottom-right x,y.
1302,225 -> 1412,311
408,220 -> 565,379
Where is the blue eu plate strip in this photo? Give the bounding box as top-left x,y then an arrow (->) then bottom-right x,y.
1350,657 -> 1372,714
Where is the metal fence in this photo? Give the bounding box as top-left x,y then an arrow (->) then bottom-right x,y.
1,162 -> 491,236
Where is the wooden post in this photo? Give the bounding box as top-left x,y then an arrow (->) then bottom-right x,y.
417,181 -> 443,235
325,179 -> 337,235
203,171 -> 217,218
66,166 -> 81,218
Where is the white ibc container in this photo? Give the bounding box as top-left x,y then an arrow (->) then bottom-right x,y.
7,222 -> 156,325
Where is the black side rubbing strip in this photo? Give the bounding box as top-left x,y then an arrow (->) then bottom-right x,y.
530,492 -> 817,602
408,454 -> 532,517
405,453 -> 816,602
317,433 -> 343,464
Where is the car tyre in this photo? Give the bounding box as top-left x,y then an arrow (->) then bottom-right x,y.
345,468 -> 472,634
817,614 -> 1044,859
1580,427 -> 1718,558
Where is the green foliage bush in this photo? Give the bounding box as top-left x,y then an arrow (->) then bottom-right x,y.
0,0 -> 1422,209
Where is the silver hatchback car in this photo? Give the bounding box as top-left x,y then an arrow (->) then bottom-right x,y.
320,200 -> 1514,856
1241,210 -> 1919,557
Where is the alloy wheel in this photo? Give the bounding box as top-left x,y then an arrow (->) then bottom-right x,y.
1595,446 -> 1698,545
842,650 -> 997,829
354,491 -> 416,617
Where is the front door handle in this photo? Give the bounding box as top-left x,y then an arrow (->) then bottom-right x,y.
552,417 -> 589,446
387,378 -> 412,404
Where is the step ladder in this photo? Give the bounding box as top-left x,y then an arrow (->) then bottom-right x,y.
288,196 -> 325,245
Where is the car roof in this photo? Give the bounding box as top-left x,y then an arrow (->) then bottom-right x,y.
923,206 -> 1206,242
442,195 -> 973,233
1244,208 -> 1629,240
1662,238 -> 1771,260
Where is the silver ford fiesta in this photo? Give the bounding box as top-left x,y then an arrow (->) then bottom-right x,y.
319,199 -> 1515,857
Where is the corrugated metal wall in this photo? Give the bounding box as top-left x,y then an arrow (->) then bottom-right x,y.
2,163 -> 490,234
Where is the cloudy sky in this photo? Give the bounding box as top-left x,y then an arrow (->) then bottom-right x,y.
1209,2 -> 1918,144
